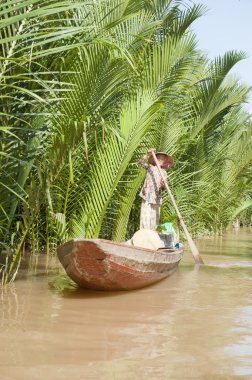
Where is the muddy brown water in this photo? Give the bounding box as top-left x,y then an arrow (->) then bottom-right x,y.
1,228 -> 252,380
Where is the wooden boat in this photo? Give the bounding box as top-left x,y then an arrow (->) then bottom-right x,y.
57,239 -> 183,291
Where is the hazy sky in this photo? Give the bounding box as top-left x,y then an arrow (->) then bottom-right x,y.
191,0 -> 252,112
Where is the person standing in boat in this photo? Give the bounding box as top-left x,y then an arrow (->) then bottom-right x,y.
138,148 -> 173,230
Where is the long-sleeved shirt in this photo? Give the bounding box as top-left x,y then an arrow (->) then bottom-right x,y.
138,156 -> 167,205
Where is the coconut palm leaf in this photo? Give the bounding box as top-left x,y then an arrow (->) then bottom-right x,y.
189,51 -> 248,139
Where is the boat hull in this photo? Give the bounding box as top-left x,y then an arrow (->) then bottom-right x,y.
57,239 -> 183,291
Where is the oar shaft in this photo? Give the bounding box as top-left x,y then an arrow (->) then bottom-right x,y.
151,151 -> 204,264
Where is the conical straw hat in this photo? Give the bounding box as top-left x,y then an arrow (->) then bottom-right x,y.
148,152 -> 173,169
132,229 -> 161,250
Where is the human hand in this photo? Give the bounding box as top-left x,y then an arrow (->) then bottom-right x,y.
160,180 -> 165,188
147,148 -> 156,154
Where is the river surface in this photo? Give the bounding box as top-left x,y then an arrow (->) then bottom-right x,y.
1,228 -> 252,380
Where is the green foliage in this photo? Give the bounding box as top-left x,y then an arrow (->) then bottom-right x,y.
1,0 -> 252,283
48,273 -> 78,293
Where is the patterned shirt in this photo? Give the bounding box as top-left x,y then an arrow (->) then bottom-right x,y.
138,156 -> 167,205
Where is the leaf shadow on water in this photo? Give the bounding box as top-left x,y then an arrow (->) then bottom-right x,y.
48,272 -> 142,299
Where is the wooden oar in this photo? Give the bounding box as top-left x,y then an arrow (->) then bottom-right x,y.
151,150 -> 204,265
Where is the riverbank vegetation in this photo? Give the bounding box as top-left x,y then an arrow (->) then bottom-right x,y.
1,0 -> 252,283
